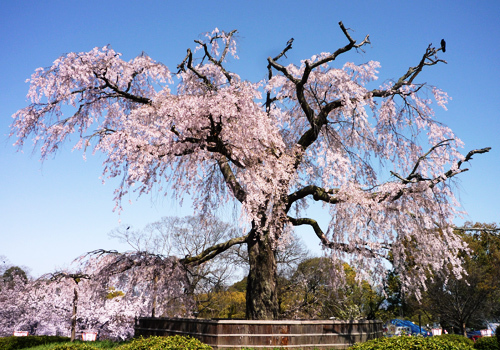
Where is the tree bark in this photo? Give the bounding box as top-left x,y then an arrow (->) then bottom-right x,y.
71,287 -> 78,342
151,273 -> 158,318
246,227 -> 279,320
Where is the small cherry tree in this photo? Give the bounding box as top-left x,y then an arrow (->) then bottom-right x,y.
11,22 -> 490,320
0,257 -> 190,339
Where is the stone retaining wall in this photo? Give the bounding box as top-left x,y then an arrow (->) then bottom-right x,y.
134,317 -> 383,349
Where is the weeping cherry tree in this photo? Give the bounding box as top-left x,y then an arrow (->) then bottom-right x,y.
10,22 -> 490,319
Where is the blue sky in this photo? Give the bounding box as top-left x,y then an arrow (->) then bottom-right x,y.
1,1 -> 499,277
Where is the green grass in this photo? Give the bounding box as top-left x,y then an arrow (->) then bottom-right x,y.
14,341 -> 124,350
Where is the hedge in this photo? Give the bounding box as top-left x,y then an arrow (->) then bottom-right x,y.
349,335 -> 473,350
474,336 -> 499,350
117,336 -> 212,350
0,336 -> 70,350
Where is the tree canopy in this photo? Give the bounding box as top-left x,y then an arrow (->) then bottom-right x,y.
10,23 -> 490,319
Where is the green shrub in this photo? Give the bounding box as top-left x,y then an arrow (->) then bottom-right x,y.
496,327 -> 500,346
117,336 -> 211,350
0,336 -> 70,350
87,341 -> 124,349
474,336 -> 499,350
439,334 -> 475,347
50,343 -> 97,350
349,336 -> 473,349
23,341 -> 122,350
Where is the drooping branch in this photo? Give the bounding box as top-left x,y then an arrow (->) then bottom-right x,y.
447,147 -> 492,178
47,272 -> 91,284
381,145 -> 491,202
83,249 -> 169,276
96,72 -> 152,105
390,139 -> 454,185
428,147 -> 491,188
286,145 -> 491,209
287,216 -> 388,259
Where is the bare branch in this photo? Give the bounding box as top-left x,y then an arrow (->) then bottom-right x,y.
177,48 -> 215,90
266,37 -> 294,113
371,43 -> 447,98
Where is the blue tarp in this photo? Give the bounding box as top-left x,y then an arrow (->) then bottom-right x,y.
388,319 -> 431,336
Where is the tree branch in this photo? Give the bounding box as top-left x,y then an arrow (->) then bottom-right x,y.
371,43 -> 446,98
217,156 -> 247,203
287,216 -> 388,259
194,29 -> 237,83
454,227 -> 500,234
180,233 -> 249,266
177,48 -> 215,90
384,145 -> 491,202
286,185 -> 340,212
96,72 -> 152,105
266,37 -> 294,113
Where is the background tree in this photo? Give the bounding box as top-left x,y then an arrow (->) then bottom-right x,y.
278,257 -> 381,320
10,22 -> 490,319
47,272 -> 92,341
422,222 -> 500,335
2,266 -> 28,285
0,252 -> 190,339
109,214 -> 242,312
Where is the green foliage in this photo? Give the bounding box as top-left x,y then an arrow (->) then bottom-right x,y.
474,337 -> 499,350
2,267 -> 28,284
50,343 -> 97,350
0,336 -> 70,350
15,340 -> 124,350
88,341 -> 124,349
496,326 -> 500,345
438,334 -> 475,347
105,287 -> 125,300
349,336 -> 474,350
117,336 -> 211,350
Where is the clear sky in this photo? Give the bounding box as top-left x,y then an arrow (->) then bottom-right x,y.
1,0 -> 499,277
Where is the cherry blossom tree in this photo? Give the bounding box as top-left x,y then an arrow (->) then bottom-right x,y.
11,22 -> 490,320
0,254 -> 191,339
0,273 -> 73,337
109,215 -> 242,300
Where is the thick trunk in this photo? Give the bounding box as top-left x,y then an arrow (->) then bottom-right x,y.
70,287 -> 78,342
246,228 -> 278,320
151,273 -> 158,317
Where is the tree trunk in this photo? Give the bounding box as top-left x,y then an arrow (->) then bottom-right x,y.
151,273 -> 158,317
246,228 -> 278,320
71,287 -> 78,342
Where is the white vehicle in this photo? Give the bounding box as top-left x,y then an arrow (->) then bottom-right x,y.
385,324 -> 411,337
